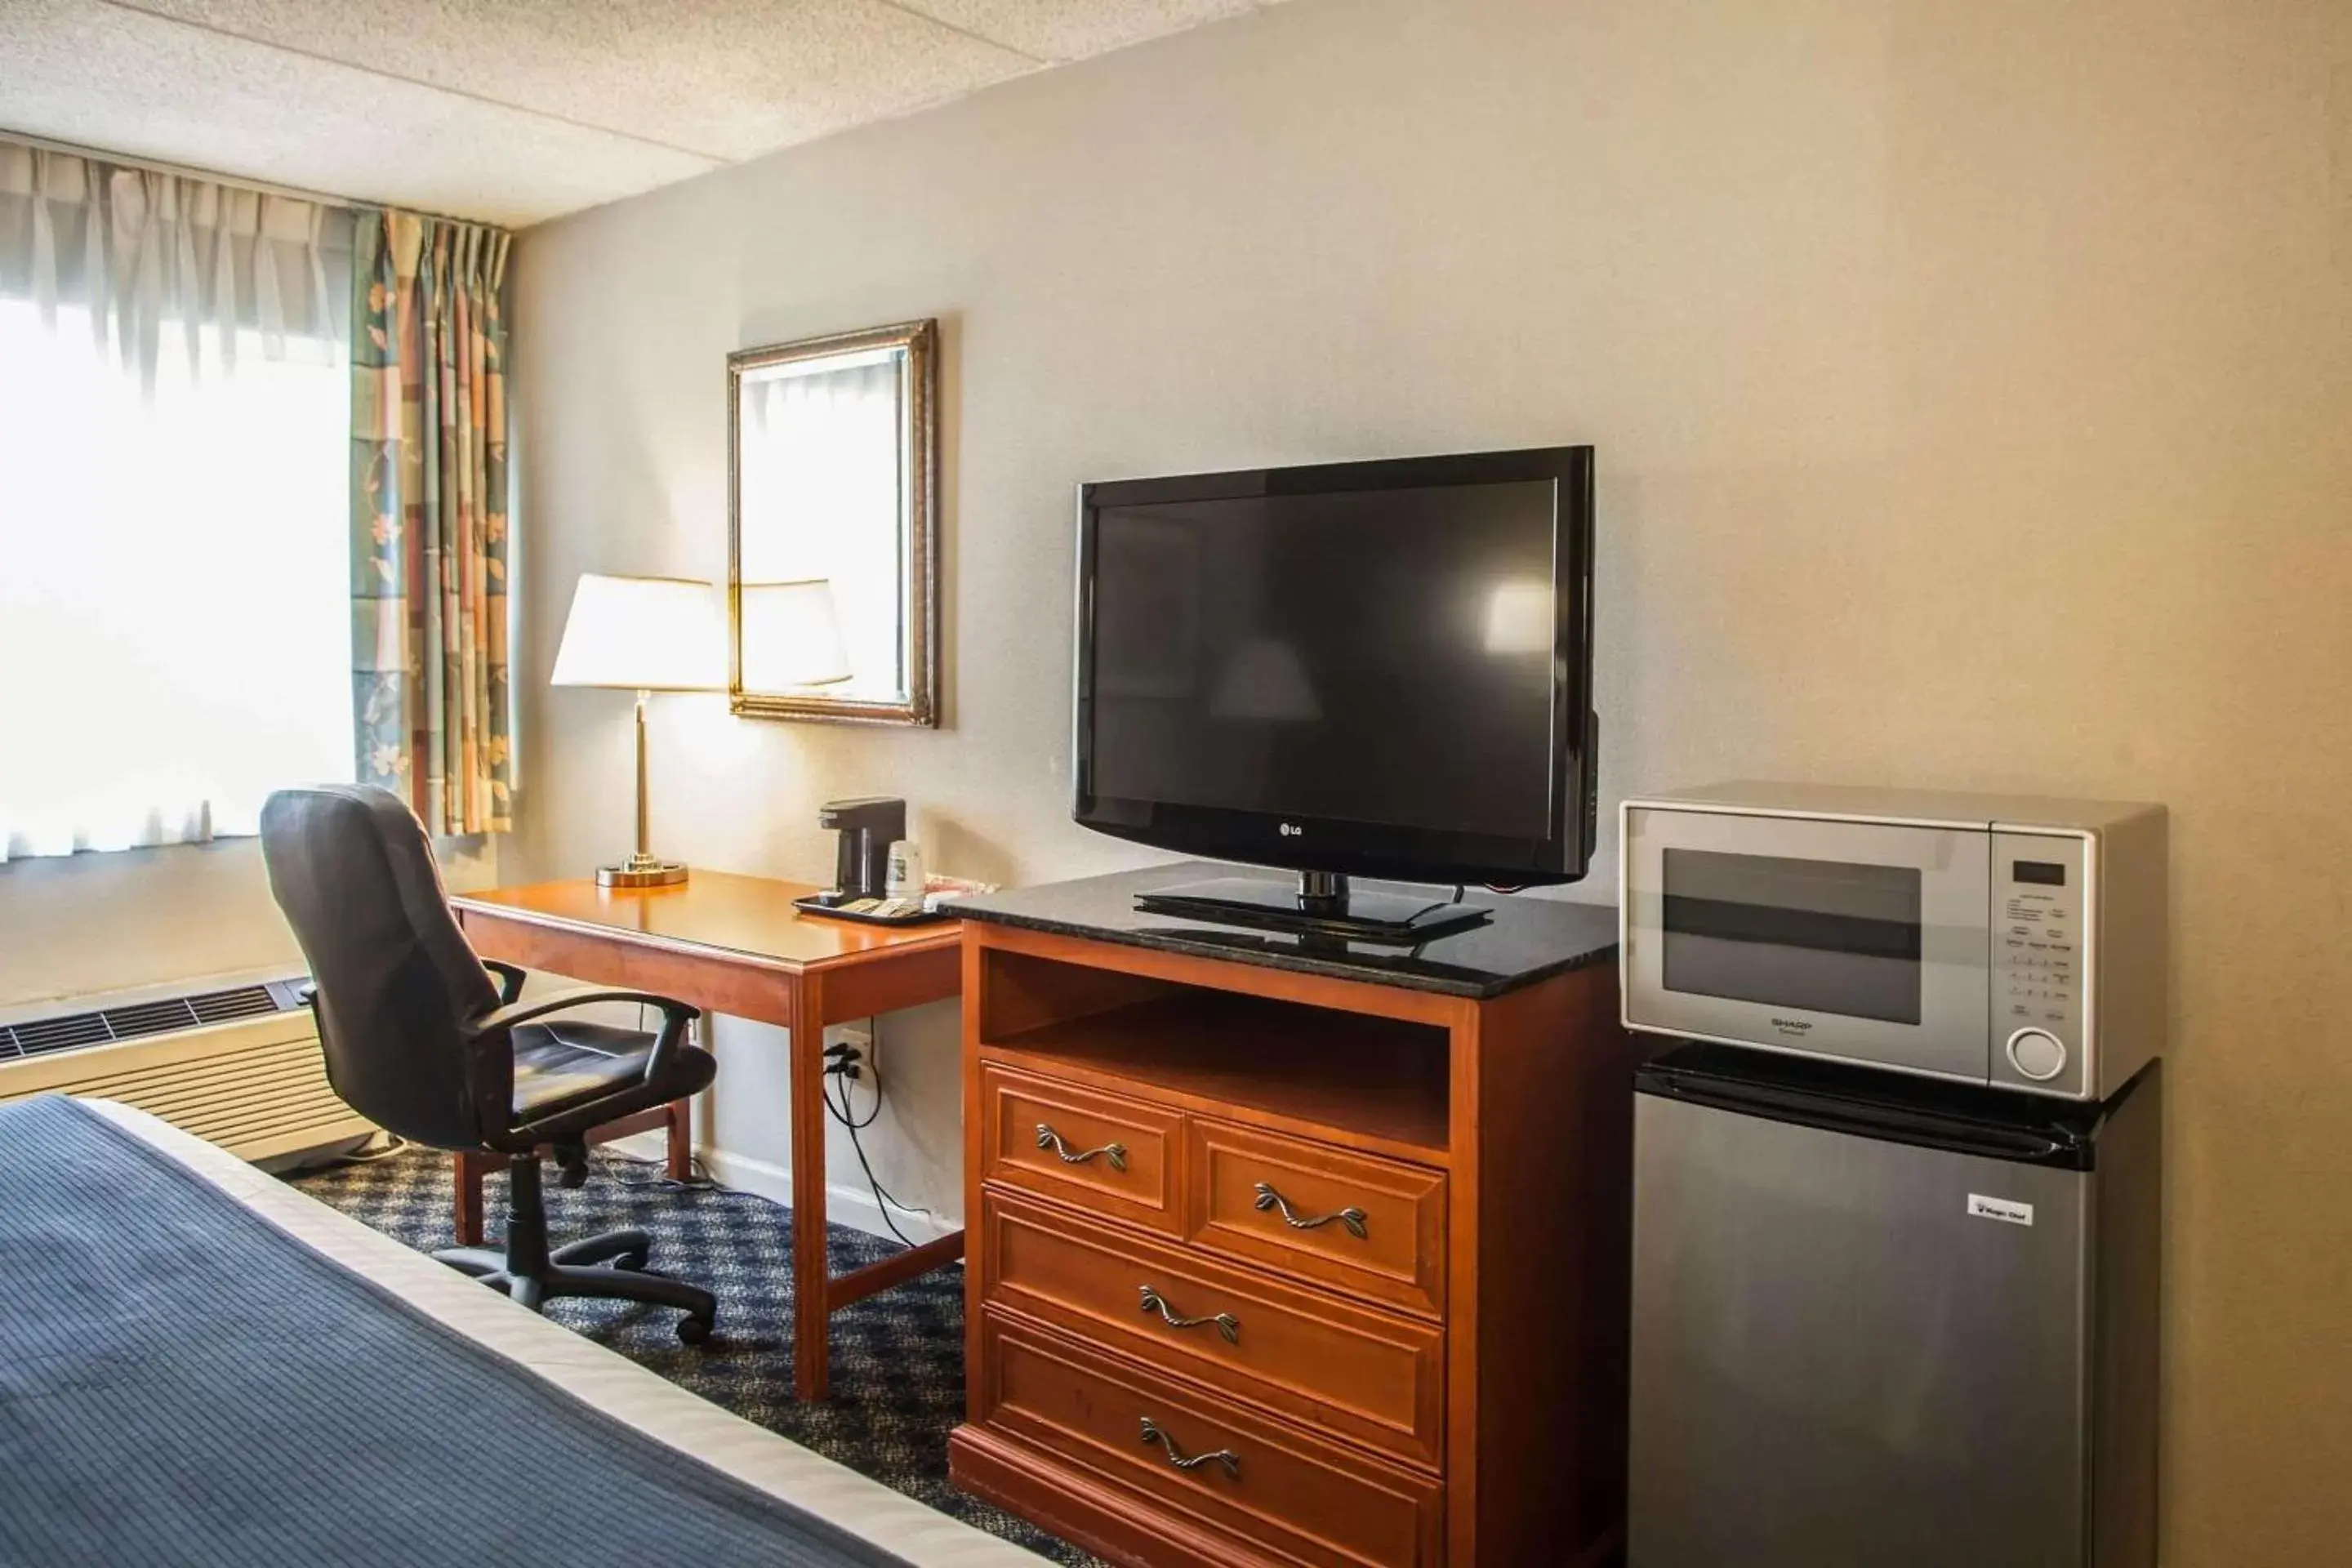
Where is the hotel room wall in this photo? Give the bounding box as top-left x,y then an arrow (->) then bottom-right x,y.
506,0 -> 2352,1560
0,838 -> 501,1014
0,844 -> 298,1012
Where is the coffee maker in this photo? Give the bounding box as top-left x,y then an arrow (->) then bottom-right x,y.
820,797 -> 905,898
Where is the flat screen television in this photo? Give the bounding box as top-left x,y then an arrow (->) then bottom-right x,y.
1073,446 -> 1597,941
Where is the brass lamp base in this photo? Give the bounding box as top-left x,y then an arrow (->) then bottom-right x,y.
596,690 -> 688,889
598,855 -> 689,889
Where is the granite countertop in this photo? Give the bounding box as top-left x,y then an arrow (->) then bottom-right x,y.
950,862 -> 1619,1000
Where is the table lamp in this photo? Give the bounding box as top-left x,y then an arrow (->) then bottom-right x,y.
550,573 -> 728,888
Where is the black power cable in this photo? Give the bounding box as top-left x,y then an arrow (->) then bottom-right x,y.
592,1146 -> 716,1191
296,1133 -> 415,1173
821,1023 -> 942,1249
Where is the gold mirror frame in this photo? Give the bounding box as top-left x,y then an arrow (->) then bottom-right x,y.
726,318 -> 938,727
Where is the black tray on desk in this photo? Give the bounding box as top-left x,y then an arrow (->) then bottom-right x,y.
791,890 -> 956,928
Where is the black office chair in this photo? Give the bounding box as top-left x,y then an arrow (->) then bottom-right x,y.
260,784 -> 718,1343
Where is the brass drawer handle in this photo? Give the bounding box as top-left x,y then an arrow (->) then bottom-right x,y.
1036,1123 -> 1127,1171
1139,1285 -> 1240,1344
1254,1181 -> 1368,1239
1139,1417 -> 1241,1480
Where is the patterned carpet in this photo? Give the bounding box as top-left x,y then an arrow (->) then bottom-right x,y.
293,1147 -> 1102,1567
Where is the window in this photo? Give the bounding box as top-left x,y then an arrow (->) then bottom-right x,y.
0,294 -> 351,858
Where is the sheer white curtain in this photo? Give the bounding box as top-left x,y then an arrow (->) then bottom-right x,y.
0,142 -> 354,860
739,351 -> 905,700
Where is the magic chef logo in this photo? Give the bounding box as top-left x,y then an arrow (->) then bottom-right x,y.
1770,1017 -> 1814,1035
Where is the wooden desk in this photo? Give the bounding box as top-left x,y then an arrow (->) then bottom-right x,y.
450,871 -> 964,1400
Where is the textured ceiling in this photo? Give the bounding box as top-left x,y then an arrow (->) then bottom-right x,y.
0,0 -> 1291,227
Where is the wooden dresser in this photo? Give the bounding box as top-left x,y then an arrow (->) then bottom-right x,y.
947,867 -> 1637,1568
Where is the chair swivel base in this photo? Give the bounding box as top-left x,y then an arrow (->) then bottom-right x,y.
435,1156 -> 716,1344
433,1238 -> 715,1343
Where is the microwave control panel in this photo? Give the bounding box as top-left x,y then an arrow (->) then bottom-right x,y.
1990,831 -> 2088,1094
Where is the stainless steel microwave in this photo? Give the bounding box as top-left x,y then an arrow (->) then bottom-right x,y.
1620,782 -> 2166,1101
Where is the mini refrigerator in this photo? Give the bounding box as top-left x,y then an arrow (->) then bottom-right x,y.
1628,1043 -> 2160,1568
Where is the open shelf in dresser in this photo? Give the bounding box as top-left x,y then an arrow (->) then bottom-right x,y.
981,951 -> 1451,1161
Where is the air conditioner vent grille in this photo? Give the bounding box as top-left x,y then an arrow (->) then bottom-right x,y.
103,999 -> 203,1038
189,987 -> 282,1026
1,981 -> 306,1061
6,1012 -> 114,1058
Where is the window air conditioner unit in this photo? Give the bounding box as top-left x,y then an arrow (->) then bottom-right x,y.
0,976 -> 376,1165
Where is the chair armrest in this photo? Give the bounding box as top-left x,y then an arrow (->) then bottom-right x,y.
467,986 -> 698,1036
481,958 -> 527,1004
465,987 -> 700,1081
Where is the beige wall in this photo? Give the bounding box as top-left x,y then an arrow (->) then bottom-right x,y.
0,835 -> 503,1016
508,0 -> 2352,1559
0,841 -> 300,1013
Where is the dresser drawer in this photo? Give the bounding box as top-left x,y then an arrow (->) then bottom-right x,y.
980,1189 -> 1445,1469
980,1062 -> 1183,1236
975,1310 -> 1444,1568
1187,1120 -> 1448,1319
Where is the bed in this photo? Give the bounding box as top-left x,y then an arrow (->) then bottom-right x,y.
0,1095 -> 1047,1568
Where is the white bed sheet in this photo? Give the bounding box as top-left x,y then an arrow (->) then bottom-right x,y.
85,1100 -> 1048,1568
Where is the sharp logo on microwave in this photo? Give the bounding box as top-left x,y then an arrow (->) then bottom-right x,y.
1278,822 -> 1303,837
1769,1017 -> 1815,1036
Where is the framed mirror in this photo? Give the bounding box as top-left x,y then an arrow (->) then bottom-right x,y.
728,318 -> 938,726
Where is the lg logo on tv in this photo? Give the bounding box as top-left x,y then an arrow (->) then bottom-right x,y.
1278,822 -> 1303,838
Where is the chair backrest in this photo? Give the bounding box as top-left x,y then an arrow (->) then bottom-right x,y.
259,784 -> 500,1151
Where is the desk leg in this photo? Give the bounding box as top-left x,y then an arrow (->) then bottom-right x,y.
791,973 -> 831,1401
454,1151 -> 486,1246
666,1095 -> 693,1182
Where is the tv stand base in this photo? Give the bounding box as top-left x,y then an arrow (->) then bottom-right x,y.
1134,871 -> 1490,945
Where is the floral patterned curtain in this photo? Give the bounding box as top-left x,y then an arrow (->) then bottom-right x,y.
351,209 -> 512,835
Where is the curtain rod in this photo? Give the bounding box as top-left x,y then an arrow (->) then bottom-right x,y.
0,124 -> 492,231
2,125 -> 362,208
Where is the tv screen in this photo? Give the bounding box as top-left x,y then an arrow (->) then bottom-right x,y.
1074,447 -> 1595,887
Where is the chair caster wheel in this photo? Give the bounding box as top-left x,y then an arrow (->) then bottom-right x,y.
613,1251 -> 648,1272
677,1314 -> 713,1346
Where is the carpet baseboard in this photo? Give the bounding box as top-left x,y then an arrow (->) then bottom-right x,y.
605,1133 -> 961,1248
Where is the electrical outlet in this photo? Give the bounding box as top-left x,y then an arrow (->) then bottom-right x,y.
826,1021 -> 876,1079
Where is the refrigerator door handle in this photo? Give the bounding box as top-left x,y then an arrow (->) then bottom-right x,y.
1638,1072 -> 2078,1165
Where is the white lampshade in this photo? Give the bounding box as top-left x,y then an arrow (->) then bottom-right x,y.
739,578 -> 853,689
550,574 -> 728,692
